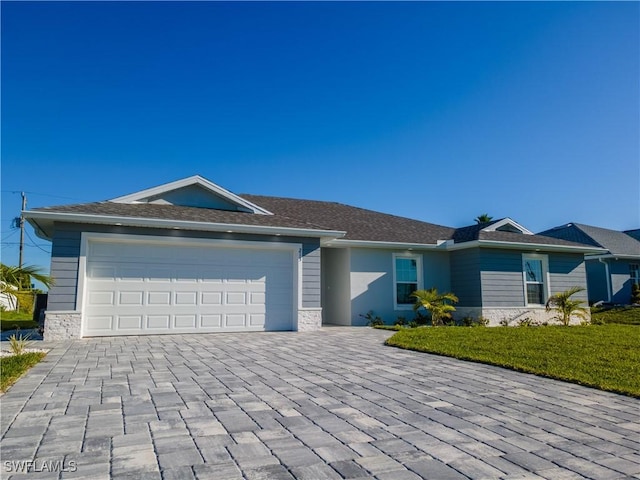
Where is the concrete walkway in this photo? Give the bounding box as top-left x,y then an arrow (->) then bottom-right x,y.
1,328 -> 638,479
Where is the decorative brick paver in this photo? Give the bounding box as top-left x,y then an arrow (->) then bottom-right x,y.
1,328 -> 639,479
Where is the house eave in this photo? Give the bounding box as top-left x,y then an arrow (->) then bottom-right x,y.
447,239 -> 607,254
585,253 -> 640,261
322,239 -> 444,249
23,210 -> 346,240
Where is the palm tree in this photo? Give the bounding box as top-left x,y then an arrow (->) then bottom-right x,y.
0,263 -> 53,311
475,214 -> 493,224
412,288 -> 459,326
545,286 -> 589,326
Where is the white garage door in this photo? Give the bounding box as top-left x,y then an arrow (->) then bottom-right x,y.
83,240 -> 296,336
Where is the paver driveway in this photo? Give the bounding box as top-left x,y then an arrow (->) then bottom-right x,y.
1,327 -> 639,480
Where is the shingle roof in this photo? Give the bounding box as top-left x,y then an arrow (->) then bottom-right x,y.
241,195 -> 455,243
32,202 -> 333,231
451,220 -> 591,248
32,194 -> 600,250
539,223 -> 640,256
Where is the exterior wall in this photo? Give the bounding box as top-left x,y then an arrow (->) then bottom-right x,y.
479,249 -> 524,307
348,248 -> 450,326
585,260 -> 609,303
46,222 -> 322,313
48,229 -> 82,311
44,311 -> 82,340
450,249 -> 481,307
147,185 -> 244,210
610,259 -> 633,304
548,253 -> 588,301
321,248 -> 351,325
453,249 -> 590,325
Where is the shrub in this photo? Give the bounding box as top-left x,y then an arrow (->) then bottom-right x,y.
411,288 -> 459,326
632,283 -> 640,305
8,330 -> 32,356
545,286 -> 588,326
394,316 -> 407,327
361,311 -> 384,327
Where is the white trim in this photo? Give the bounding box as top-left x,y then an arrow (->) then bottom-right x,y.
324,239 -> 443,249
445,239 -> 606,254
78,232 -> 302,337
586,253 -> 640,261
522,253 -> 550,306
482,218 -> 533,235
24,210 -> 346,239
109,175 -> 273,215
392,252 -> 423,310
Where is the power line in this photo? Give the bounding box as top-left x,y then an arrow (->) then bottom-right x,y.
25,229 -> 51,254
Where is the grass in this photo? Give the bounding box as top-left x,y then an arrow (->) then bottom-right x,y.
591,306 -> 640,325
0,352 -> 46,393
0,311 -> 38,331
385,325 -> 640,397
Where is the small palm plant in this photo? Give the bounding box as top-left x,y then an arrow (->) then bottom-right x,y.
412,288 -> 459,326
545,286 -> 589,326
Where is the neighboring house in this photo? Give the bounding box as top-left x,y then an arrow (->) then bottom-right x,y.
25,176 -> 603,340
625,229 -> 640,242
539,223 -> 640,304
0,282 -> 18,311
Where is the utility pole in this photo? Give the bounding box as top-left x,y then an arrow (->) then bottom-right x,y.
18,191 -> 26,268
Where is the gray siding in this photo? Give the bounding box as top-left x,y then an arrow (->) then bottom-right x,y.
48,229 -> 82,311
548,254 -> 588,301
610,259 -> 634,304
479,249 -> 524,307
450,249 -> 481,307
585,260 -> 609,303
47,222 -> 322,311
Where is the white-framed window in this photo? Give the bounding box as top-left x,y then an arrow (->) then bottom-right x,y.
630,264 -> 640,286
522,254 -> 549,305
393,253 -> 422,309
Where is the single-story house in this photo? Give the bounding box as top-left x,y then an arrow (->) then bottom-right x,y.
25,176 -> 604,340
539,223 -> 640,304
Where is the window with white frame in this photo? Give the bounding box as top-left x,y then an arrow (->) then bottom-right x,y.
630,264 -> 640,286
523,254 -> 548,305
393,254 -> 422,309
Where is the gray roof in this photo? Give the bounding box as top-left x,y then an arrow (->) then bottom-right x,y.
241,195 -> 455,243
31,195 -> 597,250
451,220 -> 589,248
539,223 -> 640,256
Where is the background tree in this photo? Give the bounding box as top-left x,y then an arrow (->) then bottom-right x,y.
475,214 -> 493,224
0,263 -> 53,311
412,288 -> 459,326
545,286 -> 588,326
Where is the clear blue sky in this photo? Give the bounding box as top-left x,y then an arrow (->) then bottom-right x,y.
2,1 -> 639,273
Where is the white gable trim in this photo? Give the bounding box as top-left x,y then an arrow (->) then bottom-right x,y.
109,175 -> 273,215
482,218 -> 533,235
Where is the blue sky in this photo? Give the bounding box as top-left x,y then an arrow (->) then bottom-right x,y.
2,1 -> 639,273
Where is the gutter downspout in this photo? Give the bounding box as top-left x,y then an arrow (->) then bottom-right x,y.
598,257 -> 612,303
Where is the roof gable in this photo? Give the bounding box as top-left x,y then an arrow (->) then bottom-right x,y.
110,175 -> 272,215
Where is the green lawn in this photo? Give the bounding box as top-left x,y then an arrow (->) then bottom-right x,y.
591,306 -> 640,325
385,325 -> 640,397
0,311 -> 38,331
0,352 -> 46,392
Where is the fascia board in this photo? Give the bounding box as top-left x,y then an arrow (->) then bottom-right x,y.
323,239 -> 443,249
585,253 -> 640,261
23,211 -> 345,239
109,175 -> 273,215
446,239 -> 607,254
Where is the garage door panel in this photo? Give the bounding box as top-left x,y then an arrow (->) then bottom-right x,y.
83,241 -> 295,336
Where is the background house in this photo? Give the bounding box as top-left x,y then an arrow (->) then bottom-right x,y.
539,223 -> 640,304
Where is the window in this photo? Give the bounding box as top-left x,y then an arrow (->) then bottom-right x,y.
631,264 -> 640,286
523,255 -> 548,305
393,254 -> 422,309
